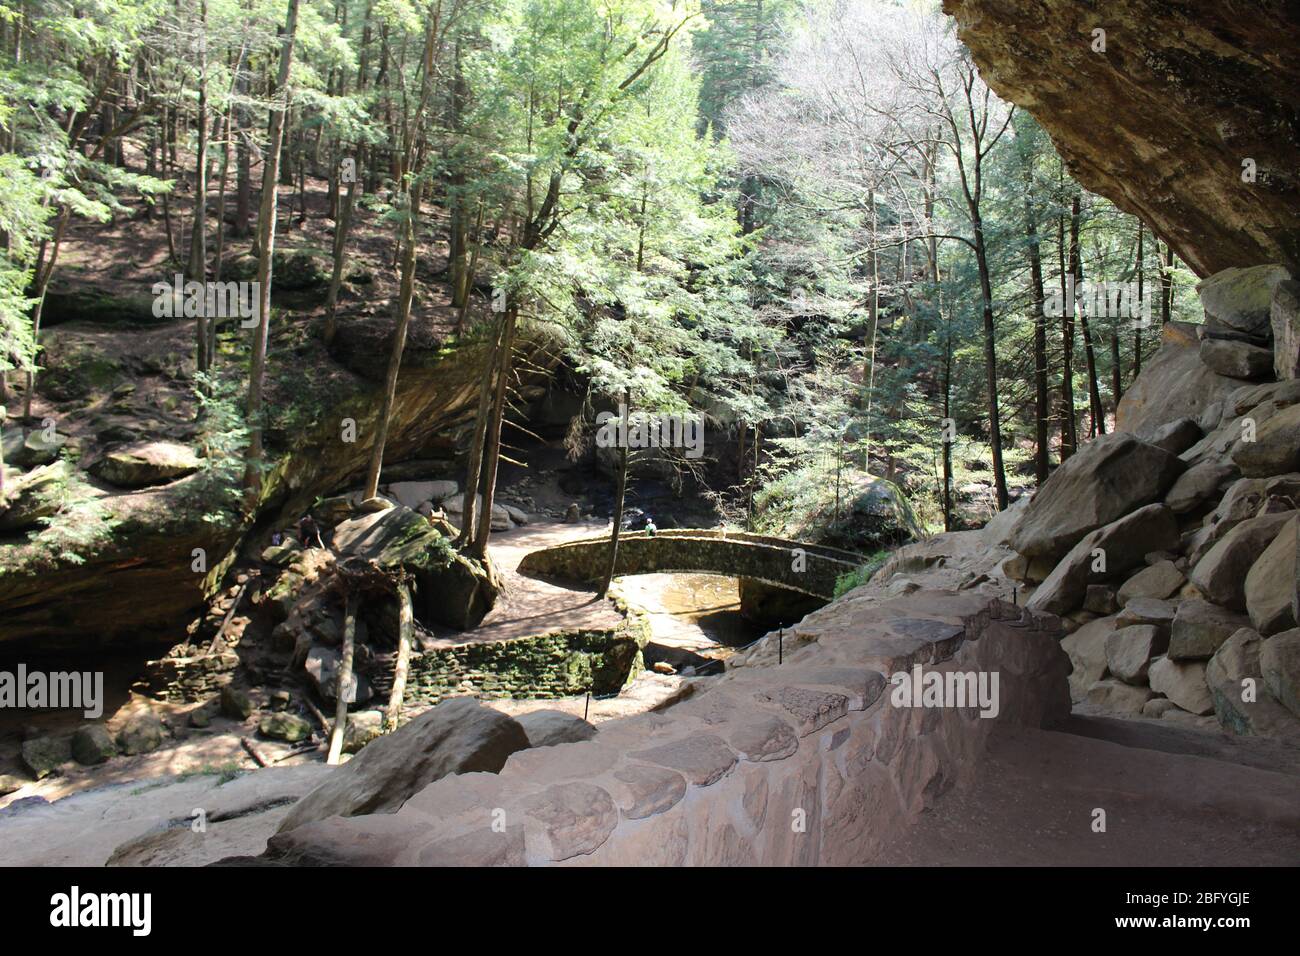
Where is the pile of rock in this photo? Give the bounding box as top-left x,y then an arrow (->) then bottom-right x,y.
377,478 -> 530,532
18,711 -> 169,780
1002,264 -> 1300,736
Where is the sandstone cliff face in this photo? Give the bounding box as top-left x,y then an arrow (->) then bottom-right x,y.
943,0 -> 1300,276
0,315 -> 554,651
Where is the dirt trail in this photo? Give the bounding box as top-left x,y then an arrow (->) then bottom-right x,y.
424,520 -> 624,649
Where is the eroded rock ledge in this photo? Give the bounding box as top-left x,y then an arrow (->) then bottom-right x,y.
254,589 -> 1068,866
944,0 -> 1300,275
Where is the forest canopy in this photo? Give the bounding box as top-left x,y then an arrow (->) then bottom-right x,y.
0,0 -> 1202,548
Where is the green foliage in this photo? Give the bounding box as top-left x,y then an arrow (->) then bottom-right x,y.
24,457 -> 121,567
833,552 -> 888,599
187,371 -> 251,524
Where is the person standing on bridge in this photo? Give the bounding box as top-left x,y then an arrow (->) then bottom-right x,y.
645,517 -> 657,537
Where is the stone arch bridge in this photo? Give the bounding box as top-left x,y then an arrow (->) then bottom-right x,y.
516,529 -> 864,599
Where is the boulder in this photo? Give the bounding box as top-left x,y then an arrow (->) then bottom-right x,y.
1245,516 -> 1298,635
1196,265 -> 1292,342
71,725 -> 117,765
1188,510 -> 1296,610
1272,279 -> 1300,381
1026,503 -> 1179,615
333,504 -> 499,630
259,713 -> 312,743
386,481 -> 446,510
1061,615 -> 1115,703
1147,656 -> 1213,715
1198,400 -> 1225,433
342,710 -> 385,754
1009,434 -> 1185,563
276,697 -> 530,833
1083,585 -> 1118,616
1117,560 -> 1185,606
1141,698 -> 1182,719
0,460 -> 73,532
1,428 -> 69,469
1232,403 -> 1300,476
441,495 -> 512,531
501,504 -> 529,526
226,249 -> 328,292
220,685 -> 253,720
1207,628 -> 1300,735
90,441 -> 201,488
305,646 -> 373,706
1225,378 -> 1300,417
1186,478 -> 1270,564
1115,323 -> 1241,434
1168,599 -> 1251,661
1144,417 -> 1202,454
1260,628 -> 1300,720
21,735 -> 71,779
1116,597 -> 1177,633
772,474 -> 921,552
1198,338 -> 1276,380
1164,460 -> 1237,514
116,713 -> 165,756
419,551 -> 499,630
1105,625 -> 1168,684
1085,678 -> 1152,716
515,710 -> 598,749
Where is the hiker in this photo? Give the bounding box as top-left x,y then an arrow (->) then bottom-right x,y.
298,514 -> 325,550
645,517 -> 657,537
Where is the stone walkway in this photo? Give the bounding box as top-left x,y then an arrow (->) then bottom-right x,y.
875,715 -> 1300,865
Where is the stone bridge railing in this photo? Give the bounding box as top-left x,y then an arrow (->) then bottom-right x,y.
263,588 -> 1069,866
516,529 -> 865,599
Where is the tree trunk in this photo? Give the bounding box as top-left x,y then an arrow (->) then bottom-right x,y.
1160,240 -> 1174,325
188,0 -> 211,374
469,305 -> 517,558
942,314 -> 953,531
1058,211 -> 1077,460
973,223 -> 1008,511
0,408 -> 7,502
456,201 -> 483,334
362,188 -> 421,499
209,106 -> 234,366
1021,150 -> 1049,485
243,0 -> 300,503
599,388 -> 630,597
326,591 -> 356,765
385,581 -> 413,733
1134,222 -> 1145,379
323,174 -> 357,347
1071,194 -> 1105,437
456,317 -> 503,549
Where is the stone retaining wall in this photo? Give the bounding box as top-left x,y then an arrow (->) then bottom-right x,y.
134,649 -> 240,703
266,588 -> 1069,866
372,626 -> 648,708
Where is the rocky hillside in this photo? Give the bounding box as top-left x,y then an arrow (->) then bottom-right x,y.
0,288 -> 558,650
865,264 -> 1299,737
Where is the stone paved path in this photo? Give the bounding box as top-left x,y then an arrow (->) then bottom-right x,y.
875,714 -> 1300,865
